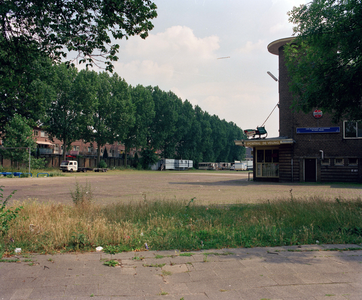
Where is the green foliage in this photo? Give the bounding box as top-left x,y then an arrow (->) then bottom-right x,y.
43,64 -> 94,161
140,149 -> 159,169
99,160 -> 107,168
4,196 -> 362,253
285,0 -> 362,122
103,259 -> 120,267
103,244 -> 132,254
124,85 -> 155,166
0,1 -> 157,132
1,1 -> 157,70
99,197 -> 362,251
1,114 -> 36,165
70,182 -> 93,206
30,158 -> 47,170
0,186 -> 21,237
84,72 -> 134,165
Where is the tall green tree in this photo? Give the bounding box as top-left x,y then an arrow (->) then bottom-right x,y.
285,0 -> 362,122
84,72 -> 134,165
43,64 -> 96,161
174,100 -> 198,160
0,0 -> 157,131
0,54 -> 53,133
210,115 -> 227,162
225,122 -> 246,162
147,87 -> 178,158
195,107 -> 213,162
124,85 -> 154,166
1,114 -> 36,167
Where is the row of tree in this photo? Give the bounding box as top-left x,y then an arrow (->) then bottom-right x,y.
2,62 -> 245,168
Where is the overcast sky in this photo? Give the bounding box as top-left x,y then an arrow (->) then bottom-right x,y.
112,0 -> 309,137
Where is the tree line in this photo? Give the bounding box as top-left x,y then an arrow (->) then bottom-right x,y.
2,62 -> 245,168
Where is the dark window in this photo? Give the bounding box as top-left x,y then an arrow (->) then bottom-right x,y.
272,150 -> 279,163
265,150 -> 272,163
344,121 -> 362,138
257,150 -> 264,163
349,158 -> 358,165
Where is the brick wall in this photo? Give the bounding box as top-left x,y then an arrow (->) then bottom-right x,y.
277,42 -> 362,182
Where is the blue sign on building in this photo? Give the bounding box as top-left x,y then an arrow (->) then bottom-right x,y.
296,127 -> 340,134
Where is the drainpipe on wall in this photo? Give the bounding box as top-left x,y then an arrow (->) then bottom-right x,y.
319,150 -> 324,160
291,158 -> 293,182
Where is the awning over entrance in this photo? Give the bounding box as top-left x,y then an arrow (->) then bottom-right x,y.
235,137 -> 294,147
36,141 -> 54,146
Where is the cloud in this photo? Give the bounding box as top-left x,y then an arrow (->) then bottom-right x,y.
122,26 -> 219,62
238,40 -> 266,54
114,26 -> 221,86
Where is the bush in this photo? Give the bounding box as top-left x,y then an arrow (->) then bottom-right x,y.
31,158 -> 47,169
99,160 -> 107,168
140,149 -> 158,169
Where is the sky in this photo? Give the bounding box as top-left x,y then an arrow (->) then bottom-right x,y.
111,0 -> 309,138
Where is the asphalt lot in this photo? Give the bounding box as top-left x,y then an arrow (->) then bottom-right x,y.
2,170 -> 362,206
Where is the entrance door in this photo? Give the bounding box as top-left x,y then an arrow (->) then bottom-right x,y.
305,159 -> 316,182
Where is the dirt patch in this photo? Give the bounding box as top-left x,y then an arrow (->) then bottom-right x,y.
2,170 -> 361,206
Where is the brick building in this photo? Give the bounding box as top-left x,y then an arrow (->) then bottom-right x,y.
0,127 -> 135,169
235,37 -> 362,183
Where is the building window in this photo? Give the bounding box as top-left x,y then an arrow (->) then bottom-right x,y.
334,158 -> 344,166
348,158 -> 358,166
256,149 -> 279,177
34,130 -> 38,136
40,131 -> 48,138
321,158 -> 330,166
343,121 -> 362,138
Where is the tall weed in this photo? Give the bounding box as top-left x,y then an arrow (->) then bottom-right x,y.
2,196 -> 362,254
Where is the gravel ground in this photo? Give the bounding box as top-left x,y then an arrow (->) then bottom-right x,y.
1,170 -> 362,206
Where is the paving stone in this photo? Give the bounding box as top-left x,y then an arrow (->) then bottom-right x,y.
28,286 -> 66,299
238,287 -> 276,300
1,245 -> 362,300
9,288 -> 33,299
268,273 -> 306,285
185,280 -> 222,294
162,264 -> 188,274
64,284 -> 98,297
205,289 -> 246,300
265,284 -> 309,299
239,274 -> 278,288
158,282 -> 190,295
295,272 -> 333,284
162,271 -> 192,284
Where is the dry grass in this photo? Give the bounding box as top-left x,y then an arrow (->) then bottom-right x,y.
2,194 -> 362,254
6,201 -> 137,252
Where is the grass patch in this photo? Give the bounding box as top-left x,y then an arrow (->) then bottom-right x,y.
161,270 -> 172,276
179,253 -> 194,257
143,263 -> 165,268
1,196 -> 362,254
103,259 -> 120,267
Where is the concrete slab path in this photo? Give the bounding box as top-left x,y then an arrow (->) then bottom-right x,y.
1,244 -> 362,300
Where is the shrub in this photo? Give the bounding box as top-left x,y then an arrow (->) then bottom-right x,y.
70,181 -> 93,206
99,160 -> 107,168
31,158 -> 46,169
